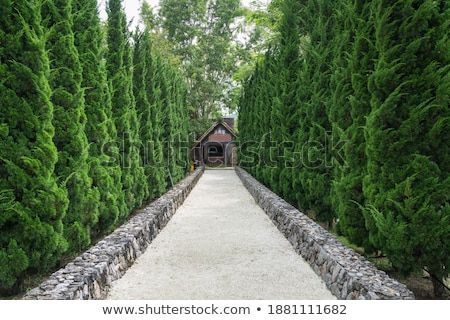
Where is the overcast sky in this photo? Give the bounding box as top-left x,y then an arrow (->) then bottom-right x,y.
98,0 -> 267,30
97,0 -> 157,29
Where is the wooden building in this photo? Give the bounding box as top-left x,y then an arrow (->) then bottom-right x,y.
191,120 -> 238,166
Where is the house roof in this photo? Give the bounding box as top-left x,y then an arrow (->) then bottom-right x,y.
192,121 -> 237,149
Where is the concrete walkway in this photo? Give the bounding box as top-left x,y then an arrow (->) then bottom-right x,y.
107,169 -> 336,300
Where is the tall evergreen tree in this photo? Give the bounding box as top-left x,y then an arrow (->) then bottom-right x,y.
0,0 -> 68,294
239,0 -> 303,204
238,0 -> 450,296
72,0 -> 126,234
274,0 -> 302,204
41,0 -> 99,253
147,52 -> 169,197
132,28 -> 180,200
134,29 -> 191,195
252,56 -> 273,184
292,0 -> 337,224
106,0 -> 148,213
158,58 -> 183,187
329,0 -> 375,247
239,0 -> 303,193
364,0 -> 450,295
167,69 -> 190,182
237,61 -> 260,176
133,28 -> 153,196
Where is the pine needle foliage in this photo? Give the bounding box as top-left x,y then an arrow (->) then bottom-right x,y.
41,0 -> 100,254
363,0 -> 450,293
72,0 -> 126,235
329,0 -> 375,248
238,0 -> 450,295
106,0 -> 148,214
0,0 -> 68,294
0,0 -> 192,296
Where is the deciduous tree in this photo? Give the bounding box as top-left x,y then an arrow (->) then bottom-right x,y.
158,0 -> 243,119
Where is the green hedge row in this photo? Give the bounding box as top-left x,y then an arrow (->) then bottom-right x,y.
238,0 -> 450,295
0,0 -> 190,295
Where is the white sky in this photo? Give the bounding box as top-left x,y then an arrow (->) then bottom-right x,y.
98,0 -> 267,30
97,0 -> 158,29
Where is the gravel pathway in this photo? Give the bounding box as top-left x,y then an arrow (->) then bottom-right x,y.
107,169 -> 336,300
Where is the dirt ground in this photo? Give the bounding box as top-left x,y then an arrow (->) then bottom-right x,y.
390,272 -> 449,300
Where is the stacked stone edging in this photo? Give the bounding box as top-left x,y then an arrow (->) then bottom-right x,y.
23,167 -> 205,300
235,166 -> 415,300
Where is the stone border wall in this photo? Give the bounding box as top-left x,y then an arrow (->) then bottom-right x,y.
235,166 -> 415,300
23,167 -> 205,300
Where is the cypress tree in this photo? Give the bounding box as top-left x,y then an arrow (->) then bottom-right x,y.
364,0 -> 450,295
125,25 -> 149,208
133,28 -> 151,187
237,62 -> 261,176
41,0 -> 100,253
159,59 -> 178,187
255,55 -> 275,185
72,0 -> 127,234
0,0 -> 68,294
169,69 -> 190,181
276,0 -> 302,204
264,54 -> 283,195
106,0 -> 148,213
239,54 -> 274,182
133,26 -> 191,200
148,53 -> 169,197
238,0 -> 303,199
293,0 -> 337,224
139,49 -> 190,192
329,0 -> 375,247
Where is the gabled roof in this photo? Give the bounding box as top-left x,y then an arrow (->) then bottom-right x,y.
192,121 -> 237,148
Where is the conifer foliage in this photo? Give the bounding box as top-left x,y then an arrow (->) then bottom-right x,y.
292,0 -> 337,224
72,0 -> 126,235
363,0 -> 450,294
0,0 -> 68,294
106,0 -> 149,213
329,0 -> 375,248
0,0 -> 191,295
238,0 -> 450,295
41,0 -> 100,254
